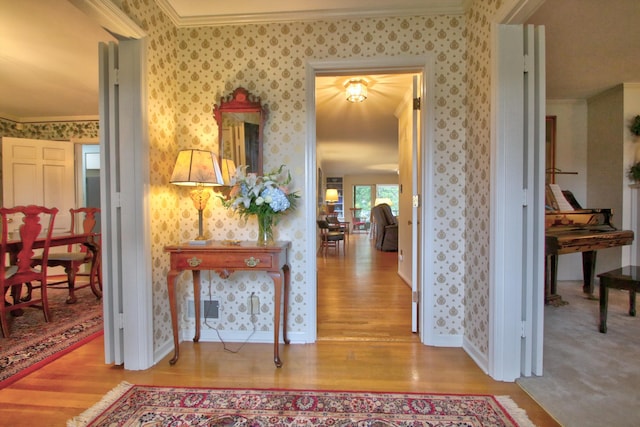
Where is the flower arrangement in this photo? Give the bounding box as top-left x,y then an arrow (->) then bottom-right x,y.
222,164 -> 300,245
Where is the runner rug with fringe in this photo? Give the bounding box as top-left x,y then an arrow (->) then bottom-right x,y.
0,289 -> 103,388
68,382 -> 536,427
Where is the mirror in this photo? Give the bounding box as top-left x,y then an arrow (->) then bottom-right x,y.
213,87 -> 268,176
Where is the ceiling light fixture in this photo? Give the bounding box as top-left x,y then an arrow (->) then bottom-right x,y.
345,79 -> 368,103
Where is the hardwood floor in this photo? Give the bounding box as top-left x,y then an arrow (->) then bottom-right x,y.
317,232 -> 418,342
0,234 -> 560,426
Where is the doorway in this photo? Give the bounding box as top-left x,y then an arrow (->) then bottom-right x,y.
312,65 -> 429,342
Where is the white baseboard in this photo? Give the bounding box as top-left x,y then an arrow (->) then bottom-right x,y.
463,335 -> 489,375
429,333 -> 463,347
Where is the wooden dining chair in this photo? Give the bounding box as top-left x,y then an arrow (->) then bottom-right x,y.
316,219 -> 345,256
325,214 -> 349,242
349,208 -> 367,233
31,207 -> 102,304
0,205 -> 58,338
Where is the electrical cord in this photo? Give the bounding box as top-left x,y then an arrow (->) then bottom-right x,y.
203,282 -> 257,354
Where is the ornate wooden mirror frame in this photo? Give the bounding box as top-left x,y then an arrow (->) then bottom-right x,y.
213,87 -> 268,176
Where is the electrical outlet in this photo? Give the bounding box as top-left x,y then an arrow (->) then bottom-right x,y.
250,294 -> 260,315
203,300 -> 219,319
187,299 -> 219,319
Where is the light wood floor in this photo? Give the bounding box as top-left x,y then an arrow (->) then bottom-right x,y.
0,233 -> 560,426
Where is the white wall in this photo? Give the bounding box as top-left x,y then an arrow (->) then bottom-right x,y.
547,100 -> 587,280
587,86 -> 625,275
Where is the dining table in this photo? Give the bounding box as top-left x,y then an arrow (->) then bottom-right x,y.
4,232 -> 101,313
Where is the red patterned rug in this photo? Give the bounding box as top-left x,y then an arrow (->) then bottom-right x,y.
68,382 -> 535,427
0,287 -> 103,388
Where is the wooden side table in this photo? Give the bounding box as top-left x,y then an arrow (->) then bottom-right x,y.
597,265 -> 640,333
164,241 -> 291,367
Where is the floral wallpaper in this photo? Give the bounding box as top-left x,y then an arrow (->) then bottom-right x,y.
0,117 -> 99,140
463,0 -> 500,358
121,0 -> 474,357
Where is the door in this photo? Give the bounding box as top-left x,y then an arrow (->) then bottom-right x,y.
100,39 -> 153,370
410,76 -> 421,332
491,24 -> 545,380
2,137 -> 75,232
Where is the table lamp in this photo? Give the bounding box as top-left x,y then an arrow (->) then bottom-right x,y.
170,149 -> 223,242
325,189 -> 339,213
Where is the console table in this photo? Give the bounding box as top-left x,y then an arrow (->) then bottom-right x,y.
164,241 -> 291,367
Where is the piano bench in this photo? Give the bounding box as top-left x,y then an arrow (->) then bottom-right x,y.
597,266 -> 640,333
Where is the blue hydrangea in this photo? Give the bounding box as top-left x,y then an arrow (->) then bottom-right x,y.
261,187 -> 290,212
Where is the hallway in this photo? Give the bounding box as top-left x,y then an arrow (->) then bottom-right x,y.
317,232 -> 418,342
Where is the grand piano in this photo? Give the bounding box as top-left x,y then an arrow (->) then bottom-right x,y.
545,188 -> 634,305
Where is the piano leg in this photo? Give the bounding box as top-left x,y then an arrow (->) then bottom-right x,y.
582,250 -> 597,298
545,254 -> 565,305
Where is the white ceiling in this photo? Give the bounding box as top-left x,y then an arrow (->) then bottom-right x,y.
0,0 -> 638,175
525,0 -> 640,100
0,0 -> 116,120
316,73 -> 416,176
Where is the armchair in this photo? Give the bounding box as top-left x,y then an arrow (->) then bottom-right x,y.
371,203 -> 398,252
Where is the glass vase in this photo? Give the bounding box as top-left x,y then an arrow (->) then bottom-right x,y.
257,214 -> 275,246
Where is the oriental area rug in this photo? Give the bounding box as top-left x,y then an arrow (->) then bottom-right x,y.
68,382 -> 536,427
0,288 -> 103,388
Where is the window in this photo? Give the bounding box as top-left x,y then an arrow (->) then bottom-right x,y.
353,185 -> 373,223
353,183 -> 400,222
375,184 -> 399,216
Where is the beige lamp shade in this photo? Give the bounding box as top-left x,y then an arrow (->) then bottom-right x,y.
170,149 -> 223,186
325,189 -> 339,203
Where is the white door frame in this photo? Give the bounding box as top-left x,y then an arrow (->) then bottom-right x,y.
82,0 -> 152,370
410,75 -> 420,333
490,0 -> 546,381
304,56 -> 436,344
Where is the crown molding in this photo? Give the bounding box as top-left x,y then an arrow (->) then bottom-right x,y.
495,0 -> 545,24
156,0 -> 468,28
69,0 -> 146,39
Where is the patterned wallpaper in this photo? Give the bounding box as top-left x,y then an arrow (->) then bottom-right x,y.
464,0 -> 502,357
119,0 -> 182,348
0,117 -> 99,140
121,0 -> 473,354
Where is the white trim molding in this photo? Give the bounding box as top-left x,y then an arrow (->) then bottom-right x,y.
156,0 -> 468,27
